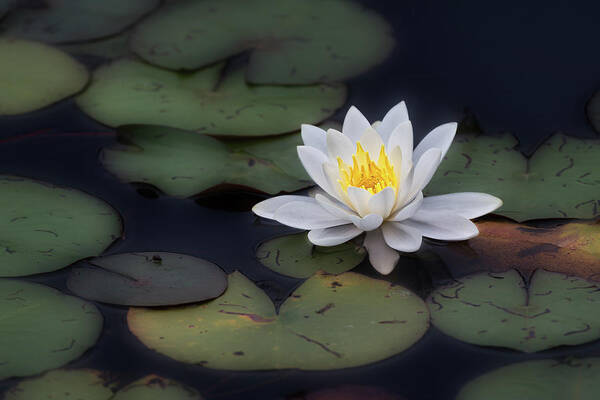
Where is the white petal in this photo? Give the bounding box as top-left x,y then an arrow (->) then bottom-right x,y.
420,192 -> 503,219
343,106 -> 371,142
387,120 -> 413,162
301,124 -> 327,154
315,193 -> 356,219
388,192 -> 423,221
322,162 -> 347,202
407,147 -> 442,199
364,229 -> 400,274
381,221 -> 422,252
252,195 -> 314,219
308,224 -> 363,246
368,186 -> 396,218
404,210 -> 479,241
349,214 -> 383,231
372,120 -> 382,130
378,101 -> 409,142
413,122 -> 457,162
274,201 -> 349,230
347,186 -> 372,216
326,128 -> 355,163
359,126 -> 384,156
297,145 -> 335,196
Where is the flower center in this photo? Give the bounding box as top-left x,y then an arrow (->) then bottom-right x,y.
337,142 -> 398,195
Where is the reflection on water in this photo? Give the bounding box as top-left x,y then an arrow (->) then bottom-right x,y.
1,0 -> 600,399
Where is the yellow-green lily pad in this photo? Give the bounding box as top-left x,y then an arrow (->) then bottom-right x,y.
1,0 -> 159,44
130,0 -> 394,84
428,269 -> 600,352
0,176 -> 122,277
0,38 -> 88,115
100,125 -> 313,197
457,358 -> 600,400
128,271 -> 429,370
76,59 -> 346,136
425,133 -> 600,221
256,233 -> 366,278
0,280 -> 103,379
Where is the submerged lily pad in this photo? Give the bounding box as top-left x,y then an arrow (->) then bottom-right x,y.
100,125 -> 313,197
0,38 -> 88,115
67,252 -> 227,306
76,59 -> 346,136
112,375 -> 203,400
425,133 -> 600,221
0,176 -> 122,277
4,369 -> 117,400
1,0 -> 159,44
457,358 -> 600,400
0,280 -> 103,379
256,233 -> 366,278
128,271 -> 429,370
130,0 -> 394,84
428,269 -> 600,352
438,219 -> 600,282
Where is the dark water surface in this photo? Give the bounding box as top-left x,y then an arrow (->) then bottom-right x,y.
1,1 -> 600,399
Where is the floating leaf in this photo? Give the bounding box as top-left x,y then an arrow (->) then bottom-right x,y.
0,38 -> 88,115
0,280 -> 103,379
1,0 -> 159,44
0,176 -> 122,277
61,31 -> 132,60
256,233 -> 365,278
425,133 -> 600,221
457,358 -> 600,400
67,252 -> 227,306
4,369 -> 117,400
76,60 -> 346,136
587,90 -> 600,134
100,125 -> 313,197
428,269 -> 600,352
437,219 -> 600,282
129,0 -> 394,84
112,375 -> 203,400
128,271 -> 429,370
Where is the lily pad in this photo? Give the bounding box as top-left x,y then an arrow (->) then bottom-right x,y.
428,269 -> 600,352
256,233 -> 366,278
425,133 -> 600,221
112,375 -> 203,400
4,369 -> 117,400
129,0 -> 394,84
100,125 -> 313,197
128,271 -> 429,370
67,252 -> 227,306
0,176 -> 122,277
0,279 -> 103,379
437,219 -> 600,282
0,0 -> 159,44
76,59 -> 346,136
61,31 -> 132,60
457,358 -> 600,400
0,38 -> 89,115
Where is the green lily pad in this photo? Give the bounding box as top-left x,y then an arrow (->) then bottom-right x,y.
457,358 -> 600,400
1,0 -> 159,44
61,31 -> 132,60
428,269 -> 600,353
112,375 -> 203,400
4,369 -> 117,400
256,233 -> 366,278
76,59 -> 346,136
0,280 -> 103,379
100,125 -> 313,197
425,133 -> 600,222
587,90 -> 600,134
67,252 -> 227,306
0,176 -> 122,277
128,271 -> 429,370
0,38 -> 89,115
129,0 -> 394,84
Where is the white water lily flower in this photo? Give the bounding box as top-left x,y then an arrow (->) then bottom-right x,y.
253,102 -> 502,274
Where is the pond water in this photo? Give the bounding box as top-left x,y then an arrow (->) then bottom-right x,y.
1,1 -> 600,399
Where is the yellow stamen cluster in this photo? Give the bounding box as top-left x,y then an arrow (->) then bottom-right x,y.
337,142 -> 398,195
